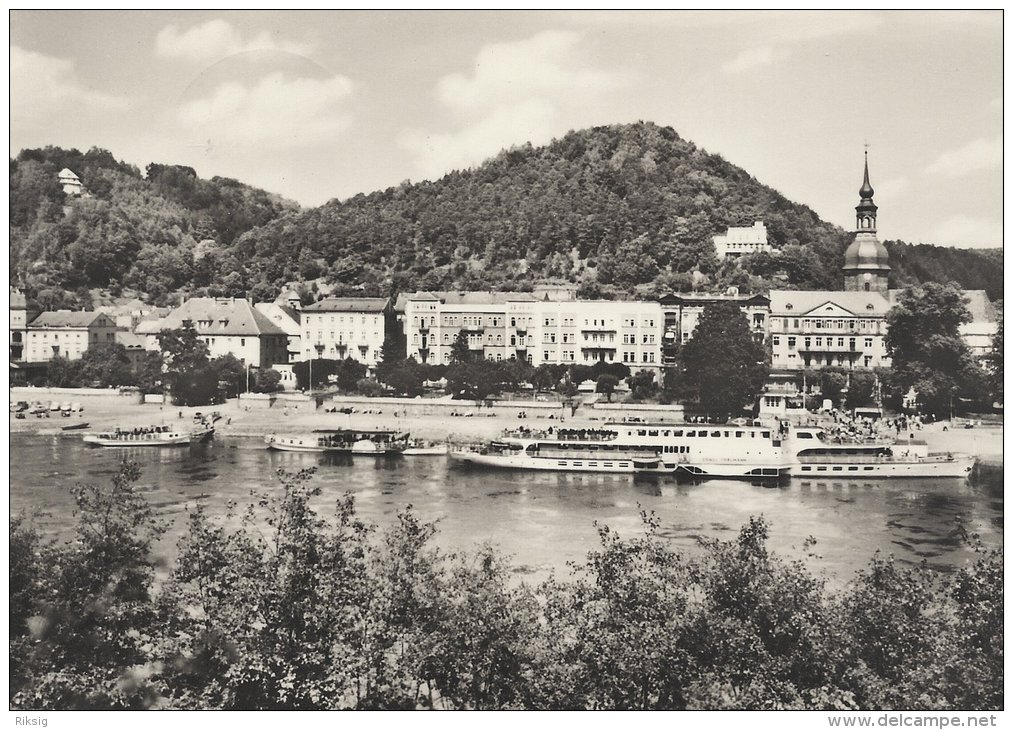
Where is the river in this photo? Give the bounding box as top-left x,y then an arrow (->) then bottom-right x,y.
9,433 -> 1003,584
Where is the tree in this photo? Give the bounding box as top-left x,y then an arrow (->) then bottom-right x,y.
627,370 -> 659,402
884,284 -> 979,415
450,331 -> 471,364
845,370 -> 877,410
212,354 -> 247,398
133,350 -> 165,393
985,303 -> 1003,403
253,368 -> 283,393
45,354 -> 82,388
595,374 -> 620,402
77,343 -> 134,387
377,358 -> 425,397
679,301 -> 769,419
156,326 -> 219,406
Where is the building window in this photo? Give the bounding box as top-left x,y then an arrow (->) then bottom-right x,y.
787,336 -> 796,349
772,336 -> 780,346
865,338 -> 873,348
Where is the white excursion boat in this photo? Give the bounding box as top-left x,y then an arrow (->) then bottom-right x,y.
265,428 -> 409,455
450,423 -> 791,479
402,440 -> 449,456
787,427 -> 974,478
83,424 -> 212,447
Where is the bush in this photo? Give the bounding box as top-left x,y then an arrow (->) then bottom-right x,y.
356,378 -> 384,397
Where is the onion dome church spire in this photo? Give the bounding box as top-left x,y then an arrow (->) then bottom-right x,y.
843,151 -> 890,293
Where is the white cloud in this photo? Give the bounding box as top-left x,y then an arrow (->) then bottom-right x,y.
872,176 -> 910,203
721,46 -> 790,74
10,45 -> 128,126
176,72 -> 355,149
925,136 -> 1002,178
155,19 -> 312,63
929,214 -> 1002,248
399,30 -> 630,179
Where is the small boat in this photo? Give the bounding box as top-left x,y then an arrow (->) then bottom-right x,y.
83,425 -> 198,447
402,441 -> 449,456
61,421 -> 90,431
266,428 -> 409,455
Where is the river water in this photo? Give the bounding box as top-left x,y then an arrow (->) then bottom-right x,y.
10,434 -> 1003,584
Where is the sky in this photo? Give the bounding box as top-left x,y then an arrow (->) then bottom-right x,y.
9,10 -> 1003,249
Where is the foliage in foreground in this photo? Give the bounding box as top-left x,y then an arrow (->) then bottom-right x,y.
10,463 -> 1002,710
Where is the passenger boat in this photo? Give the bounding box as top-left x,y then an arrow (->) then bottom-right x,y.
83,424 -> 209,447
450,423 -> 791,478
787,427 -> 974,478
402,440 -> 449,456
265,428 -> 409,455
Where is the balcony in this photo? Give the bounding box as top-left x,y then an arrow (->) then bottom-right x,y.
581,324 -> 617,333
797,342 -> 859,353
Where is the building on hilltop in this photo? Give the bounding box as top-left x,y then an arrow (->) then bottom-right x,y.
25,310 -> 119,363
137,297 -> 288,368
58,168 -> 86,197
713,221 -> 771,259
299,297 -> 387,369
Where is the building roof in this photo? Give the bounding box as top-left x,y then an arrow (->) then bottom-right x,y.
659,292 -> 770,306
254,302 -> 302,334
769,290 -> 892,316
58,168 -> 80,180
301,297 -> 389,313
114,331 -> 147,349
148,297 -> 287,336
30,310 -> 112,328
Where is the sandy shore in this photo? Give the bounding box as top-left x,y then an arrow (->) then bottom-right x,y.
10,399 -> 1004,464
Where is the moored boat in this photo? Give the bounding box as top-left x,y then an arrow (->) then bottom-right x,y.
83,424 -> 198,447
402,441 -> 449,456
450,422 -> 791,479
265,428 -> 409,455
787,427 -> 974,478
61,421 -> 90,431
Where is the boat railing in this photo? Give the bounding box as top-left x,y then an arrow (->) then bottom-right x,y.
798,453 -> 959,464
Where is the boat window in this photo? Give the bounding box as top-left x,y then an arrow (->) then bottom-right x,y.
663,430 -> 670,436
711,431 -> 721,437
735,431 -> 744,438
558,461 -> 567,466
817,466 -> 827,472
848,466 -> 858,471
797,432 -> 813,439
589,462 -> 598,467
649,430 -> 658,436
724,431 -> 730,437
863,466 -> 874,471
832,466 -> 843,471
619,462 -> 628,468
686,431 -> 695,437
698,432 -> 707,438
801,466 -> 812,471
603,463 -> 613,468
573,461 -> 582,466
672,430 -> 682,437
762,431 -> 770,439
638,429 -> 646,436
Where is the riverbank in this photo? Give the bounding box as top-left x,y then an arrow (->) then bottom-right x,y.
10,398 -> 1003,463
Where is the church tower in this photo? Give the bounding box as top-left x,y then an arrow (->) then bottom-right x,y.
842,152 -> 890,293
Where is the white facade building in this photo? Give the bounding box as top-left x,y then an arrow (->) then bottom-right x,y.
713,221 -> 771,259
299,298 -> 387,368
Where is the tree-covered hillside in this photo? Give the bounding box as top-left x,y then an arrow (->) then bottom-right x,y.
885,241 -> 1003,302
10,126 -> 1002,309
232,122 -> 855,299
9,146 -> 298,309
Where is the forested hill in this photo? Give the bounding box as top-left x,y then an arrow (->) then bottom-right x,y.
10,126 -> 1003,309
232,122 -> 855,299
9,146 -> 298,310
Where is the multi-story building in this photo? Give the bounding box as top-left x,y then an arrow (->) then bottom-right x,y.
768,291 -> 893,370
399,292 -> 664,374
255,301 -> 302,363
401,291 -> 529,365
137,297 -> 288,368
958,290 -> 999,366
713,221 -> 772,259
25,311 -> 119,362
9,288 -> 33,361
658,290 -> 769,365
299,298 -> 387,368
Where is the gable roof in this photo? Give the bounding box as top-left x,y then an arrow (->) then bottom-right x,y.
114,331 -> 147,349
769,290 -> 892,316
962,290 -> 996,323
150,297 -> 287,336
30,311 -> 111,328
